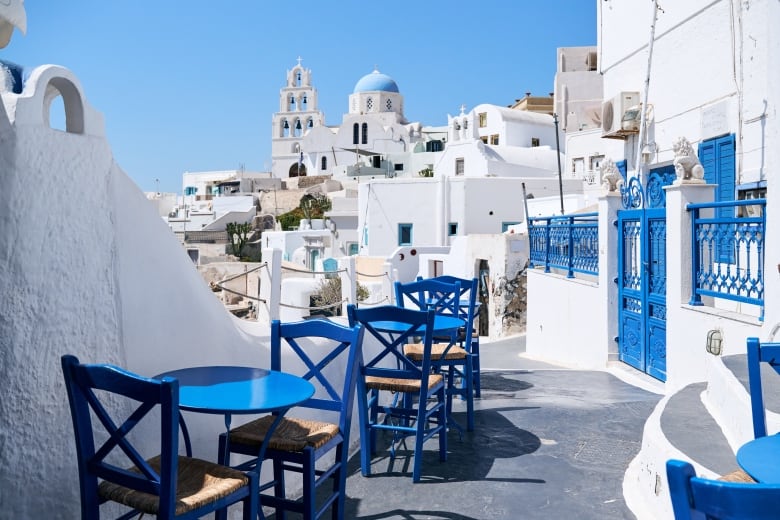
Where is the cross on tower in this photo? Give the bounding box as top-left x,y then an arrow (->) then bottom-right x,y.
296,56 -> 303,67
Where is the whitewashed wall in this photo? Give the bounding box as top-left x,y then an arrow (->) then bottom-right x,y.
0,64 -> 342,519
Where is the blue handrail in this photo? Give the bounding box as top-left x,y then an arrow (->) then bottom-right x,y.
528,213 -> 599,278
687,199 -> 765,320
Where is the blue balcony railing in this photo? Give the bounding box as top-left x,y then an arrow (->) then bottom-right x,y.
528,213 -> 599,278
688,199 -> 765,320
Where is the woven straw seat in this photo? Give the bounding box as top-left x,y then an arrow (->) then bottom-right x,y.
404,342 -> 468,361
98,456 -> 249,516
365,373 -> 444,392
229,415 -> 340,452
718,469 -> 756,483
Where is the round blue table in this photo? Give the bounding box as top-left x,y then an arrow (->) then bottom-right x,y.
737,433 -> 780,483
370,314 -> 464,336
158,366 -> 314,520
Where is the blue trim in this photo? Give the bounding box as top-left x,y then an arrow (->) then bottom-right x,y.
398,223 -> 413,246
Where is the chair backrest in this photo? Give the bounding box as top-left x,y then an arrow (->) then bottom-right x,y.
428,275 -> 478,345
394,278 -> 460,319
347,304 -> 436,384
667,459 -> 780,519
61,354 -> 181,518
271,319 -> 364,433
747,337 -> 780,438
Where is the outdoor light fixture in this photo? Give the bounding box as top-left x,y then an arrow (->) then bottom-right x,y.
706,329 -> 723,356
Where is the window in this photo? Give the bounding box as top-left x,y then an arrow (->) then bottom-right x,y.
737,182 -> 766,217
501,221 -> 521,232
361,122 -> 368,145
394,163 -> 403,171
426,140 -> 443,152
353,123 -> 359,144
572,157 -> 584,174
480,136 -> 488,144
398,224 -> 413,246
321,156 -> 327,170
589,155 -> 604,171
490,134 -> 499,145
289,96 -> 295,111
455,158 -> 464,175
386,99 -> 392,111
448,222 -> 458,236
348,242 -> 359,256
531,138 -> 540,147
366,97 -> 373,111
363,227 -> 368,246
296,71 -> 302,86
478,112 -> 487,127
184,186 -> 197,196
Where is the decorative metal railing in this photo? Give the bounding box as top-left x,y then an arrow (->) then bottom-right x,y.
688,199 -> 766,320
528,213 -> 599,278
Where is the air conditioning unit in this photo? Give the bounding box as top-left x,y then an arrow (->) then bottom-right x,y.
601,91 -> 640,138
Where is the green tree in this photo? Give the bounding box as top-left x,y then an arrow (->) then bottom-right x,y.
226,222 -> 252,257
278,194 -> 333,231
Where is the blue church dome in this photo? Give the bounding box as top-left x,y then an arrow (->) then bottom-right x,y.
353,69 -> 399,93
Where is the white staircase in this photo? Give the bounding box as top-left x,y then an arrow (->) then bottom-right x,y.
623,353 -> 780,519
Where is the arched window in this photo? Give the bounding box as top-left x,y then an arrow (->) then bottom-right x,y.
294,119 -> 302,137
307,118 -> 313,128
282,119 -> 290,137
321,156 -> 327,170
361,122 -> 368,145
296,71 -> 302,87
302,94 -> 308,110
353,123 -> 359,145
289,95 -> 295,111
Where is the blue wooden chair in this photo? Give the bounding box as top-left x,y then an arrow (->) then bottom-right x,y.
219,319 -> 364,520
747,336 -> 780,439
666,459 -> 779,519
396,277 -> 475,432
429,275 -> 481,398
61,354 -> 258,520
347,304 -> 447,483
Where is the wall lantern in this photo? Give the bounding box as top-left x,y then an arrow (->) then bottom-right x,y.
706,329 -> 723,356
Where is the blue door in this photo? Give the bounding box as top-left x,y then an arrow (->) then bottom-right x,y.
616,167 -> 675,381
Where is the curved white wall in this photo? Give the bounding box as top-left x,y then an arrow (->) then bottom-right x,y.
0,65 -> 268,518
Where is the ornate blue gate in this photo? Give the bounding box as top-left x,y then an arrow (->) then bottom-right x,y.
616,167 -> 675,381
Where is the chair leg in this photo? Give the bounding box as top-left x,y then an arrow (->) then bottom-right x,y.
438,386 -> 448,462
333,442 -> 348,520
243,470 -> 259,520
273,458 -> 286,520
464,359 -> 475,432
302,450 -> 315,520
357,387 -> 373,477
472,339 -> 481,398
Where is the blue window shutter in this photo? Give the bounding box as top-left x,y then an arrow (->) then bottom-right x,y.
616,160 -> 627,179
700,134 -> 736,263
698,140 -> 717,187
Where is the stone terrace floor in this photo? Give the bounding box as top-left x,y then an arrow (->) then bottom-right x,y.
267,336 -> 662,520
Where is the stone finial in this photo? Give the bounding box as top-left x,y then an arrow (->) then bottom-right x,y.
600,158 -> 623,192
672,136 -> 705,184
0,0 -> 26,48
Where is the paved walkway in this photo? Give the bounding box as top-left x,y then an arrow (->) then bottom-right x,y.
272,336 -> 661,519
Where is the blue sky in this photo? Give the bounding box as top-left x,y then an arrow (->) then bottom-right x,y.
4,2 -> 596,193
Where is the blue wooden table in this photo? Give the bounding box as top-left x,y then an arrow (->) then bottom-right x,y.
737,433 -> 780,482
370,314 -> 464,336
158,367 -> 313,460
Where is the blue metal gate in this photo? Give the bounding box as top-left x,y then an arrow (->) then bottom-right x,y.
616,167 -> 675,381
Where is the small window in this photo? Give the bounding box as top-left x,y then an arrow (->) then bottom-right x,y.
480,136 -> 488,144
737,182 -> 767,217
394,163 -> 403,171
386,99 -> 392,111
321,156 -> 327,170
531,137 -> 540,147
478,112 -> 487,127
448,223 -> 458,236
398,223 -> 413,246
455,158 -> 464,175
352,123 -> 359,145
361,122 -> 368,145
490,134 -> 499,145
589,155 -> 604,171
348,242 -> 359,256
501,221 -> 521,233
366,97 -> 373,111
572,157 -> 584,174
426,140 -> 443,152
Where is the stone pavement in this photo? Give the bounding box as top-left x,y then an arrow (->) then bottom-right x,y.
270,335 -> 662,520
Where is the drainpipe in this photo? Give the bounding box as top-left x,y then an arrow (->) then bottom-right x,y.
634,0 -> 660,181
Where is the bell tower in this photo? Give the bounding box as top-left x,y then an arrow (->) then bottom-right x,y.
271,57 -> 325,178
